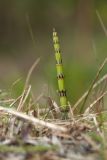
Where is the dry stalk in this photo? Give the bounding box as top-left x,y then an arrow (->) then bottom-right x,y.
30,93 -> 44,106
11,78 -> 22,90
73,74 -> 107,111
0,106 -> 67,132
80,58 -> 107,113
25,58 -> 40,88
10,95 -> 22,107
17,58 -> 40,111
26,14 -> 36,50
17,85 -> 31,111
96,10 -> 107,37
84,90 -> 107,115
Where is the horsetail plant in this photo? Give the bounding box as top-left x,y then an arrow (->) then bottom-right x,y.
53,29 -> 68,111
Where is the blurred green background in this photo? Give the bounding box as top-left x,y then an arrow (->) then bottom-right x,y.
0,0 -> 107,104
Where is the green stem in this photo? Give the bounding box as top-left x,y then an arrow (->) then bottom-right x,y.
53,29 -> 68,111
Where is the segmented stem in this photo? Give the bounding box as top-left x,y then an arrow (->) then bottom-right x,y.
53,29 -> 68,111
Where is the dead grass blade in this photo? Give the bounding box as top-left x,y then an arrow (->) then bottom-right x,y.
30,92 -> 44,106
9,95 -> 22,107
44,96 -> 60,119
73,74 -> 107,111
11,77 -> 22,89
25,57 -> 40,88
93,116 -> 102,136
96,10 -> 107,37
0,106 -> 67,132
16,58 -> 40,111
79,58 -> 107,113
17,85 -> 31,111
84,90 -> 107,115
0,99 -> 14,104
26,14 -> 36,49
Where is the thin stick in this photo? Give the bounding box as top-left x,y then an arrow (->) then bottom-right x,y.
0,106 -> 67,132
73,74 -> 107,111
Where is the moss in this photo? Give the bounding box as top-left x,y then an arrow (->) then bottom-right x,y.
0,144 -> 58,154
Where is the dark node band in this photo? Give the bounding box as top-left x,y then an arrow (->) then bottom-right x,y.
60,107 -> 69,112
56,59 -> 62,64
55,48 -> 60,53
57,73 -> 64,79
59,90 -> 66,97
54,40 -> 59,44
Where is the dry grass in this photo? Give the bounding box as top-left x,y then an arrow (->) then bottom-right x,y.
0,57 -> 107,160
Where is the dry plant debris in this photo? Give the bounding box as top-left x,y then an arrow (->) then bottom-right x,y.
0,103 -> 102,160
0,58 -> 107,160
